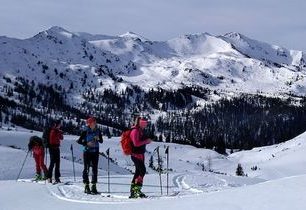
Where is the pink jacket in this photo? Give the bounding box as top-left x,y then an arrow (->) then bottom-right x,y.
130,126 -> 151,159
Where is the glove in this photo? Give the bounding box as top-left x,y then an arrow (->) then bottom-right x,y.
77,139 -> 86,146
87,141 -> 96,148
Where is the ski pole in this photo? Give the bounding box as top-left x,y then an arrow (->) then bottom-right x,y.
156,146 -> 163,195
165,146 -> 169,195
70,144 -> 76,182
45,147 -> 48,166
106,148 -> 110,193
16,150 -> 30,181
44,147 -> 48,185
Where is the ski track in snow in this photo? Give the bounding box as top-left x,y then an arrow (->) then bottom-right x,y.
215,177 -> 229,188
173,174 -> 203,194
16,173 -> 204,204
48,183 -> 135,204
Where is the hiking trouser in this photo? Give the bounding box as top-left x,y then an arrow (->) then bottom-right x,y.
131,155 -> 146,185
48,147 -> 61,179
82,151 -> 99,184
33,149 -> 48,175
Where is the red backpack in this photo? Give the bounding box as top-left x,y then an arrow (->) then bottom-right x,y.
120,129 -> 134,155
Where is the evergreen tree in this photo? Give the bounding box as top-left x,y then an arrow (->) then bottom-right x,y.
158,134 -> 163,142
236,163 -> 245,176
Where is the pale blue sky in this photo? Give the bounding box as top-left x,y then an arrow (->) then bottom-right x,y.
0,0 -> 305,51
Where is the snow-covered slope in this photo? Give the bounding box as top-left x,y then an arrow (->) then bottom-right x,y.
226,131 -> 306,180
1,127 -> 306,181
0,26 -> 137,98
1,127 -> 306,210
222,32 -> 306,68
0,128 -> 225,180
80,30 -> 306,94
3,174 -> 306,210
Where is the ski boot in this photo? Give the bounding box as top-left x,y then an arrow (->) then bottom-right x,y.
129,183 -> 138,198
137,184 -> 147,198
91,184 -> 98,195
129,183 -> 145,198
42,171 -> 48,181
139,190 -> 147,198
84,184 -> 91,194
53,178 -> 61,184
34,173 -> 42,181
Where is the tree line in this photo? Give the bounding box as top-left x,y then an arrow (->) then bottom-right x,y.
1,75 -> 306,153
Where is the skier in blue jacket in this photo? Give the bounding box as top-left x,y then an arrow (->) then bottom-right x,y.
77,117 -> 103,194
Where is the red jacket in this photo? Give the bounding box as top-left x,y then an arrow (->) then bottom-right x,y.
49,127 -> 63,147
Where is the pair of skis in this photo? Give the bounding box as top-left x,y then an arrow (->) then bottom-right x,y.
70,144 -> 111,193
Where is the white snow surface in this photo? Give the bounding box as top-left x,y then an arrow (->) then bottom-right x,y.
1,128 -> 306,209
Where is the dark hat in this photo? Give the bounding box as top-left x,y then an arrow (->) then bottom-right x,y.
53,119 -> 61,126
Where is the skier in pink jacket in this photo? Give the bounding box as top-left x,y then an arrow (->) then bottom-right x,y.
129,116 -> 151,198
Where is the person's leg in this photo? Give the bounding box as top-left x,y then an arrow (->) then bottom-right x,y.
48,148 -> 55,180
132,157 -> 147,197
40,150 -> 48,179
130,156 -> 142,198
137,160 -> 146,185
132,157 -> 145,184
82,152 -> 91,193
137,160 -> 147,197
33,153 -> 41,180
90,152 -> 99,194
131,156 -> 141,184
91,152 -> 99,184
82,152 -> 90,184
54,148 -> 61,181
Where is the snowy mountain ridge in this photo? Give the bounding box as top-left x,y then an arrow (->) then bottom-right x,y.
1,26 -> 306,101
222,32 -> 305,67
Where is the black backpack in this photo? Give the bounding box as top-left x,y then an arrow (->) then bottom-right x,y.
42,127 -> 51,148
28,136 -> 43,151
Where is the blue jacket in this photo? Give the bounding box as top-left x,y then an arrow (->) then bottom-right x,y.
77,127 -> 103,152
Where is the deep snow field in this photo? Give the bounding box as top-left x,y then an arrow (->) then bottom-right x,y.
0,127 -> 306,210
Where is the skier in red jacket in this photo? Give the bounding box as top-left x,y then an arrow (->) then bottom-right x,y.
47,120 -> 63,183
